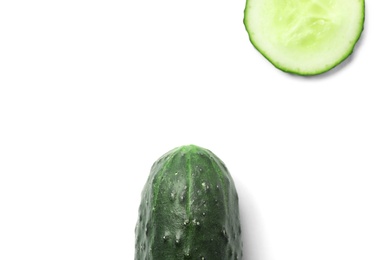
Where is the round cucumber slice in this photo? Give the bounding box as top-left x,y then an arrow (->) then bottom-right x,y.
244,0 -> 365,75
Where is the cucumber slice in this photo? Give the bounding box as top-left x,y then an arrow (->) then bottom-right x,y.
244,0 -> 365,75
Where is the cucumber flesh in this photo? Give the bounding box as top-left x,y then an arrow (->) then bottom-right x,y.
244,0 -> 365,75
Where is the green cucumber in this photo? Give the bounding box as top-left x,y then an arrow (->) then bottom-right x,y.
135,145 -> 243,260
244,0 -> 365,75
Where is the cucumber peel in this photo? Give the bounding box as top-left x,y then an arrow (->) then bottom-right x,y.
244,0 -> 365,75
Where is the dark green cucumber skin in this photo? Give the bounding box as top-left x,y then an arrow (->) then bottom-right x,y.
135,145 -> 243,260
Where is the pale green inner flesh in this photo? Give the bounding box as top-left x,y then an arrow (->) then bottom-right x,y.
271,0 -> 337,51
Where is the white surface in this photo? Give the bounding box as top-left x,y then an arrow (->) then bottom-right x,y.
0,1 -> 389,259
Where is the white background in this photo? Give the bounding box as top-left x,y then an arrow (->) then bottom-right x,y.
1,0 -> 389,259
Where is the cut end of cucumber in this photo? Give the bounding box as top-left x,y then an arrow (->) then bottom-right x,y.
244,0 -> 365,76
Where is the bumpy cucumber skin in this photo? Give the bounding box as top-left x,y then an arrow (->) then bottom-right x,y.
243,0 -> 365,76
135,145 -> 243,260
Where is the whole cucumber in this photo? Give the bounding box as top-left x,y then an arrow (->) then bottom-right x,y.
135,145 -> 243,260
